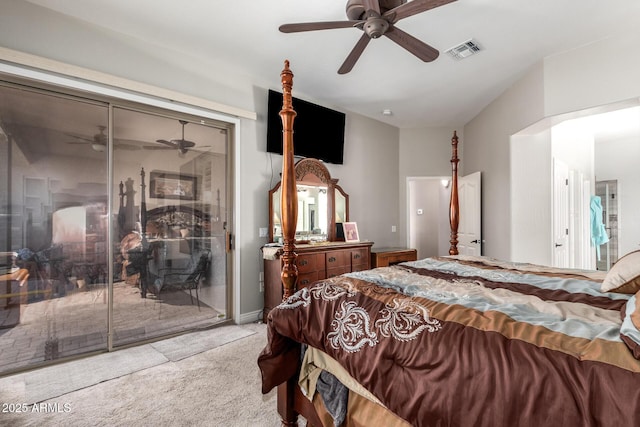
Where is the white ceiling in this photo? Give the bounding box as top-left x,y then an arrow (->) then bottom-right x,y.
24,0 -> 640,129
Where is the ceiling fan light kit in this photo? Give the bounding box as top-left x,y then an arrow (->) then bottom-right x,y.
67,124 -> 108,151
280,0 -> 458,74
153,119 -> 197,155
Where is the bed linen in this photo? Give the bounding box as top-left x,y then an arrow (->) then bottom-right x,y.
258,255 -> 640,426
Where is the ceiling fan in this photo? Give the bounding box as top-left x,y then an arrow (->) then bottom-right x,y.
279,0 -> 457,74
146,120 -> 206,155
66,125 -> 140,151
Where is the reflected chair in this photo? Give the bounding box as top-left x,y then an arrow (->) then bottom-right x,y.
154,249 -> 211,308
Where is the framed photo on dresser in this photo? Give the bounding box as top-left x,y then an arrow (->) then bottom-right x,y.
343,222 -> 359,242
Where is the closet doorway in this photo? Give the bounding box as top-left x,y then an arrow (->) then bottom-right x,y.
407,177 -> 451,259
595,180 -> 619,271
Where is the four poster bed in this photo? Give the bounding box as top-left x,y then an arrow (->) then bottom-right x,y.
258,61 -> 640,426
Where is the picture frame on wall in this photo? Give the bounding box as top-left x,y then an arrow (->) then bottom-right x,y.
343,221 -> 360,243
149,171 -> 198,200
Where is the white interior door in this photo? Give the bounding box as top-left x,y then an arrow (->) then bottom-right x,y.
553,158 -> 570,267
458,172 -> 482,255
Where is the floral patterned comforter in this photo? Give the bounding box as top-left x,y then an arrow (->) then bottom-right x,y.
258,256 -> 640,426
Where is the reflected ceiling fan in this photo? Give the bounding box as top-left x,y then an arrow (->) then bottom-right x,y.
146,120 -> 209,155
66,125 -> 140,151
279,0 -> 456,74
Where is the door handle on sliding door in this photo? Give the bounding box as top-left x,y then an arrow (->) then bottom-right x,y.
226,232 -> 233,252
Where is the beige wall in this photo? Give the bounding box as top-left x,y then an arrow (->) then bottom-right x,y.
463,29 -> 640,261
510,130 -> 552,265
463,62 -> 546,260
398,127 -> 459,247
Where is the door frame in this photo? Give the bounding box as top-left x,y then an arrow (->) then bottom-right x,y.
552,158 -> 569,268
406,176 -> 451,258
406,173 -> 482,257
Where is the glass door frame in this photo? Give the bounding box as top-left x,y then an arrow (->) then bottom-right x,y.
0,62 -> 242,346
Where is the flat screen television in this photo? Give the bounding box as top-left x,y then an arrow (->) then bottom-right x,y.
266,89 -> 346,165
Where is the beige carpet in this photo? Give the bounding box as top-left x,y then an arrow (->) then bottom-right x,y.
0,323 -> 295,426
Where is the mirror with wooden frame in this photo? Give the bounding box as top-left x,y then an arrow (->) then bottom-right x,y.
269,158 -> 349,243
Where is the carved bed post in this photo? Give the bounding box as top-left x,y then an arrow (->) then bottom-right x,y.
140,167 -> 147,235
279,60 -> 298,300
449,131 -> 460,255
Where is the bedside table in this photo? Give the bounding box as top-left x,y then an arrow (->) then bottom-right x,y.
370,247 -> 418,268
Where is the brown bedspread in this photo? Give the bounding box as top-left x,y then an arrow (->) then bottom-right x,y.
258,256 -> 640,426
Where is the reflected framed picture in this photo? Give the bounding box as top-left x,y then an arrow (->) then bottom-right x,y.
149,171 -> 198,200
343,221 -> 360,243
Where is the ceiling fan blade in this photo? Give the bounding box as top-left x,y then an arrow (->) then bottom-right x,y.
279,20 -> 362,33
384,26 -> 439,62
362,0 -> 380,14
115,137 -> 151,146
66,134 -> 93,143
384,0 -> 457,23
338,33 -> 371,74
143,146 -> 174,150
155,139 -> 177,148
113,144 -> 141,151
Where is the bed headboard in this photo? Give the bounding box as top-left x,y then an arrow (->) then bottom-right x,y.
145,205 -> 211,238
275,61 -> 460,299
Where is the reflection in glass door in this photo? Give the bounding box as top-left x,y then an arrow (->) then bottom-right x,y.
0,78 -> 232,376
111,108 -> 229,346
0,83 -> 109,373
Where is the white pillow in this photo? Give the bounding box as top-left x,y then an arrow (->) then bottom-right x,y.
601,250 -> 640,294
620,291 -> 640,360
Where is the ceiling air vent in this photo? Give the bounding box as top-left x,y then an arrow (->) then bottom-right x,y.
446,39 -> 482,60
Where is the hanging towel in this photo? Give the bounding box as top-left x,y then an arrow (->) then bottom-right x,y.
590,195 -> 609,260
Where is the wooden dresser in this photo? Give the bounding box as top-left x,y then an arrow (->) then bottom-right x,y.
370,247 -> 418,268
263,241 -> 374,321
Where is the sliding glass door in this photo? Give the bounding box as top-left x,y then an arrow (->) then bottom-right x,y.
0,83 -> 110,372
110,107 -> 229,346
0,78 -> 231,375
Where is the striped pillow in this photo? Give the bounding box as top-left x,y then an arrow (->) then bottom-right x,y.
601,250 -> 640,294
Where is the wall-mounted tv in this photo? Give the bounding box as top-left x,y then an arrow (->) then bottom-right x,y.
266,89 -> 346,165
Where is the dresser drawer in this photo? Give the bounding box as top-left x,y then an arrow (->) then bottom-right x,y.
351,263 -> 368,273
296,253 -> 322,274
351,248 -> 368,268
325,250 -> 349,269
297,271 -> 319,288
326,266 -> 349,278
